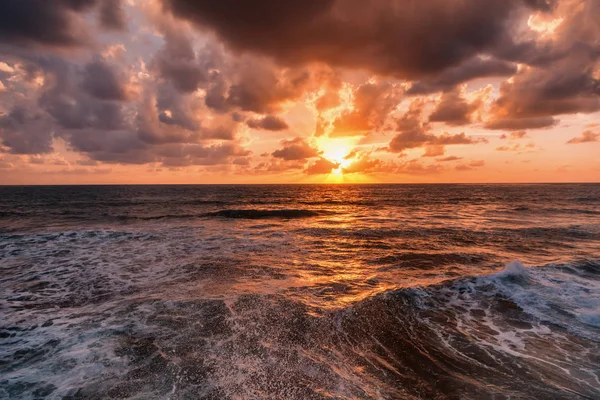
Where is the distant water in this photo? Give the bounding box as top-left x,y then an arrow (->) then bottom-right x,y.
1,184 -> 599,399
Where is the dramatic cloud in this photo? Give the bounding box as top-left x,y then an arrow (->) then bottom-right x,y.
272,137 -> 320,161
81,58 -> 129,101
0,54 -> 131,148
486,0 -> 600,128
0,0 -> 127,47
429,88 -> 483,126
388,100 -> 486,153
246,115 -> 289,131
162,0 -> 549,79
150,27 -> 210,93
0,1 -> 95,46
0,106 -> 54,154
487,62 -> 600,125
330,81 -> 401,137
99,0 -> 127,31
407,58 -> 517,95
206,61 -> 312,114
0,0 -> 598,183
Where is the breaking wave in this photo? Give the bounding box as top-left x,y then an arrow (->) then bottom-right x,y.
2,259 -> 599,399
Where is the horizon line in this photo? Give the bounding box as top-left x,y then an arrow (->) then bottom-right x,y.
1,182 -> 599,187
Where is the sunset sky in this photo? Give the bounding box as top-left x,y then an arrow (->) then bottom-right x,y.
0,0 -> 599,184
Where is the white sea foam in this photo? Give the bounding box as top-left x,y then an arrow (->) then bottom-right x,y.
1,191 -> 599,400
493,260 -> 529,278
484,261 -> 600,335
418,260 -> 600,397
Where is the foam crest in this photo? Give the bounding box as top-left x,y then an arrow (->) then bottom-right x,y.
481,261 -> 600,336
493,260 -> 529,278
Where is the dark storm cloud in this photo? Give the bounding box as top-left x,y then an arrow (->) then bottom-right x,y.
67,129 -> 145,158
246,115 -> 289,131
523,0 -> 557,11
162,0 -> 544,79
0,8 -> 263,169
496,0 -> 596,68
429,89 -> 482,126
0,52 -> 133,155
99,0 -> 127,30
151,28 -> 212,93
487,61 -> 600,126
388,100 -> 486,153
0,0 -> 126,47
154,84 -> 201,132
204,62 -> 311,114
272,137 -> 320,161
50,98 -> 126,131
204,73 -> 229,111
136,87 -> 238,145
81,58 -> 128,101
38,57 -> 128,132
0,50 -> 246,166
0,106 -> 54,154
485,1 -> 600,127
407,58 -> 517,95
226,68 -> 310,114
67,124 -> 250,167
136,94 -> 200,145
0,54 -> 128,135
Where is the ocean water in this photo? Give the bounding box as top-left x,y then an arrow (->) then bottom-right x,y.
1,184 -> 599,399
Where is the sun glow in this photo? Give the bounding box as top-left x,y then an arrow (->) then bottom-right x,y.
314,137 -> 361,183
318,137 -> 357,168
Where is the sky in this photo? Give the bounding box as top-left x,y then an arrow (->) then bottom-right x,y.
0,0 -> 599,184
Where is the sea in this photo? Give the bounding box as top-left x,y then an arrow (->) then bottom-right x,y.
1,184 -> 599,399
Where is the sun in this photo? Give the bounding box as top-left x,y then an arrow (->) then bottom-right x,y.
317,137 -> 357,173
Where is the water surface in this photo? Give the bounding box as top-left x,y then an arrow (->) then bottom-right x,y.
1,184 -> 599,399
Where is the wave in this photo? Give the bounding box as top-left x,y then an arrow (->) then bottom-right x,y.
2,260 -> 599,399
205,209 -> 323,219
312,260 -> 600,399
431,260 -> 600,336
115,213 -> 205,221
108,209 -> 324,221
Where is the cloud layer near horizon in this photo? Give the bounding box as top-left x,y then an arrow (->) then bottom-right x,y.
0,0 -> 598,183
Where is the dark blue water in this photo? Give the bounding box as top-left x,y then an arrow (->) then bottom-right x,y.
1,184 -> 599,399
